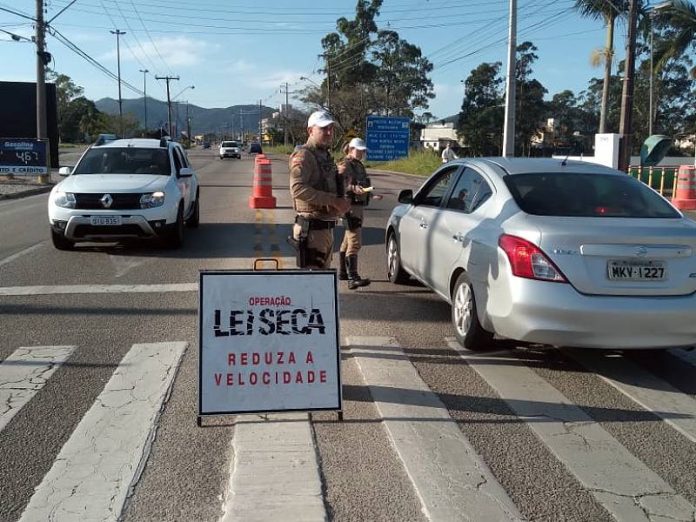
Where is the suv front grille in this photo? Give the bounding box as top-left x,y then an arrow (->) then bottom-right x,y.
74,193 -> 142,210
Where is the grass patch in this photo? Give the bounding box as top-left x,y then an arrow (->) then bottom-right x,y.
366,149 -> 441,176
263,144 -> 296,155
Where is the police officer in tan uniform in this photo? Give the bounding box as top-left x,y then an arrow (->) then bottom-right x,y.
338,137 -> 371,289
288,110 -> 350,269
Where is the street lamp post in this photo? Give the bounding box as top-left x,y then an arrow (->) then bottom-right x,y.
139,69 -> 148,134
172,85 -> 194,139
110,29 -> 126,136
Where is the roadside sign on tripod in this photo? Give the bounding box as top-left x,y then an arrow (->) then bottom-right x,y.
198,269 -> 341,416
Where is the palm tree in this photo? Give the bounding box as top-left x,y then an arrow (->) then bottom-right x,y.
653,0 -> 696,77
574,0 -> 630,133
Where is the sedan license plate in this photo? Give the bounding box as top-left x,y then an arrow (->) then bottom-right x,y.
90,216 -> 122,226
607,260 -> 666,281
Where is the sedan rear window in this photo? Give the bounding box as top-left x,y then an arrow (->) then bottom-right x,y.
73,148 -> 171,176
504,172 -> 679,218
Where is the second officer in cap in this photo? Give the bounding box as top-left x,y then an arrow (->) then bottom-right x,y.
338,137 -> 372,289
288,110 -> 350,269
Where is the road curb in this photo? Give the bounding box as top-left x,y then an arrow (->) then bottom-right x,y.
0,185 -> 54,201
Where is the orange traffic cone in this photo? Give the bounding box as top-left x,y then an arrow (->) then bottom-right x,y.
248,155 -> 276,209
672,165 -> 696,210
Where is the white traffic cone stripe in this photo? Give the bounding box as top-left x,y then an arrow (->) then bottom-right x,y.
0,346 -> 75,433
347,336 -> 522,522
19,342 -> 187,522
566,349 -> 696,444
448,339 -> 695,522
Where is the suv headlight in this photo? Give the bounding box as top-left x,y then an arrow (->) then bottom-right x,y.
140,191 -> 165,208
54,191 -> 76,209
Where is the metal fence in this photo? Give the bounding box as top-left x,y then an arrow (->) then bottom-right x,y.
627,165 -> 679,198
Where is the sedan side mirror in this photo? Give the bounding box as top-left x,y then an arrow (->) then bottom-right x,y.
58,166 -> 72,176
178,167 -> 194,178
397,189 -> 413,204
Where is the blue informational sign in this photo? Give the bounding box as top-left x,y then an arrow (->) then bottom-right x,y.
365,116 -> 410,162
0,138 -> 48,175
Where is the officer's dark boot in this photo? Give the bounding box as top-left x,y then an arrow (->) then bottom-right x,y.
338,252 -> 348,280
347,254 -> 370,289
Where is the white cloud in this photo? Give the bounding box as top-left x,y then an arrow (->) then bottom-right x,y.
101,36 -> 208,67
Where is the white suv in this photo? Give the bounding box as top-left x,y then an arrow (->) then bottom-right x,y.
219,140 -> 241,159
48,138 -> 200,250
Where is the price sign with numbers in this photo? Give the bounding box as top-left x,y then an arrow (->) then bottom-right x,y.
0,139 -> 48,175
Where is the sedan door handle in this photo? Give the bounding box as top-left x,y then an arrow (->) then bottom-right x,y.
452,233 -> 465,243
419,222 -> 429,229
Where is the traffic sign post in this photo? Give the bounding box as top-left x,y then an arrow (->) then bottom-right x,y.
0,138 -> 49,182
198,268 -> 342,424
365,115 -> 410,162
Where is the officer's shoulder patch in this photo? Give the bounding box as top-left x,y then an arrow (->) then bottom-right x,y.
290,149 -> 307,169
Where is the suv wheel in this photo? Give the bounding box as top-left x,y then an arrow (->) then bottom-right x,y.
451,272 -> 494,351
186,193 -> 200,228
164,205 -> 185,248
51,228 -> 75,250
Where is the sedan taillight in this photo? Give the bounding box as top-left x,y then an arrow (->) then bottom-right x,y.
498,234 -> 567,283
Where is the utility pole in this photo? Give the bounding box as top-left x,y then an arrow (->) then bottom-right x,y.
502,0 -> 517,157
155,75 -> 179,137
280,82 -> 289,146
186,101 -> 191,145
618,0 -> 639,172
139,68 -> 148,134
258,99 -> 262,144
110,29 -> 126,136
36,0 -> 49,182
326,55 -> 331,110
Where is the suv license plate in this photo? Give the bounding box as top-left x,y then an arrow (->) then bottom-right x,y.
90,216 -> 122,226
607,260 -> 666,281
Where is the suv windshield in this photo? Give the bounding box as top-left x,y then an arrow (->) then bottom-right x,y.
221,141 -> 238,148
73,148 -> 171,176
504,172 -> 680,218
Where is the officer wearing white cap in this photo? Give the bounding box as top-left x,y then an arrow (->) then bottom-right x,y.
288,110 -> 351,269
337,137 -> 371,288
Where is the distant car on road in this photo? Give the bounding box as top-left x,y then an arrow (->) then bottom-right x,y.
219,140 -> 241,159
386,157 -> 696,351
248,142 -> 263,154
94,133 -> 117,146
203,141 -> 211,149
48,138 -> 200,250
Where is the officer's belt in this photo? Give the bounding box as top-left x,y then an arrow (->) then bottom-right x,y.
295,216 -> 336,230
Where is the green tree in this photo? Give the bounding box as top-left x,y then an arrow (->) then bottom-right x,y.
514,42 -> 547,156
457,62 -> 504,156
574,0 -> 630,133
653,0 -> 696,75
306,0 -> 434,144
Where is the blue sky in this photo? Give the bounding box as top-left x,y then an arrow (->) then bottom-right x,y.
2,0 -> 623,119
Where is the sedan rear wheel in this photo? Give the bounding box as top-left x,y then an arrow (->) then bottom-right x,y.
387,234 -> 408,284
452,272 -> 493,351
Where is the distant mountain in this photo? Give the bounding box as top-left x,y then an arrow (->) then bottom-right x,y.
95,97 -> 276,136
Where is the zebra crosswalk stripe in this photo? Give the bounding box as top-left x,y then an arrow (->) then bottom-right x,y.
348,335 -> 523,521
0,346 -> 75,433
565,348 -> 696,444
448,339 -> 696,522
19,342 -> 187,522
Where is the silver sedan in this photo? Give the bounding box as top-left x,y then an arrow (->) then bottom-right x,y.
385,157 -> 696,350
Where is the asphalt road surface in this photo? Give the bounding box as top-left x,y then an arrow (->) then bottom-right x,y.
1,148 -> 695,522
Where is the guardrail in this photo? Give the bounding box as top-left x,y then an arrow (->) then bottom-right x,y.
627,165 -> 678,198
